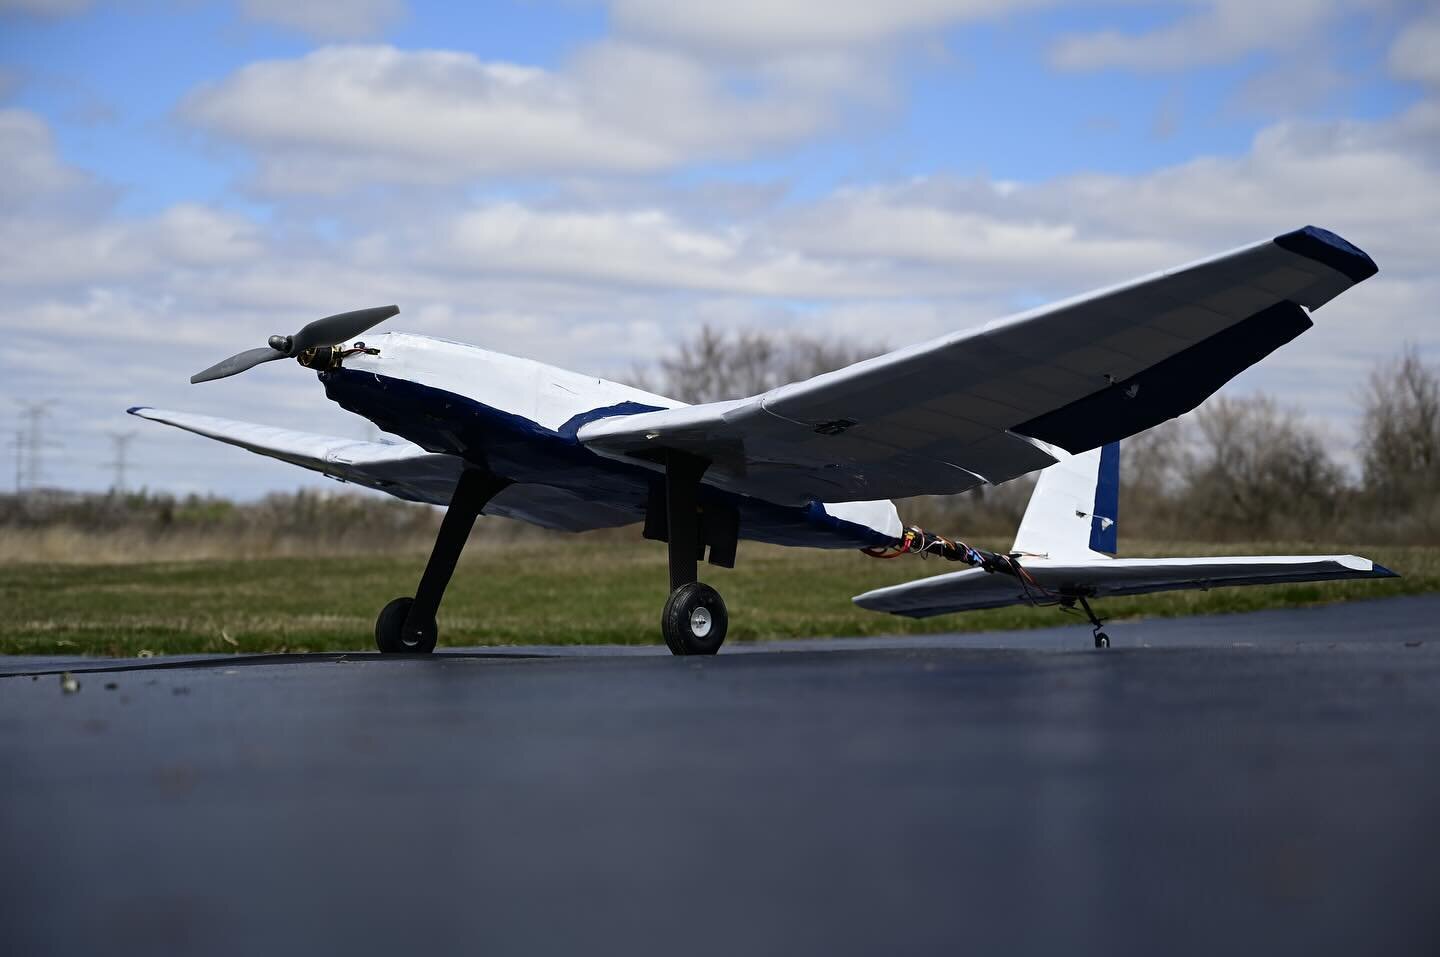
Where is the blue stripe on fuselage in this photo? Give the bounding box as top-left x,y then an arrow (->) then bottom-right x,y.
320,368 -> 897,550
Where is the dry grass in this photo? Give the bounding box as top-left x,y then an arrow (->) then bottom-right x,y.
0,535 -> 1430,657
0,518 -> 570,564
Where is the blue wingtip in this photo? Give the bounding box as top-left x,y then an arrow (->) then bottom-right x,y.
1372,563 -> 1401,579
126,406 -> 148,416
1274,225 -> 1378,284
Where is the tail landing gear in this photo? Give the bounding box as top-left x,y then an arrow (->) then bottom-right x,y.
374,468 -> 509,654
1078,595 -> 1110,649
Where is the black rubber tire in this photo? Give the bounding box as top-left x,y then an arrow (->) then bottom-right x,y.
1094,632 -> 1110,649
661,582 -> 728,656
375,596 -> 438,654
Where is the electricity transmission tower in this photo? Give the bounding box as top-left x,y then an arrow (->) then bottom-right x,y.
8,428 -> 21,494
15,400 -> 58,492
105,431 -> 138,493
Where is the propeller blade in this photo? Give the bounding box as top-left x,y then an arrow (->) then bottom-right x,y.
291,305 -> 399,354
190,347 -> 286,384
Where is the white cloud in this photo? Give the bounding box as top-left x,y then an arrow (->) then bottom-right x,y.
610,0 -> 1052,56
772,185 -> 1192,288
180,44 -> 840,191
1234,60 -> 1349,114
0,108 -> 89,204
1389,13 -> 1440,86
239,0 -> 406,40
424,202 -> 879,298
150,204 -> 266,266
775,107 -> 1440,282
0,203 -> 264,285
1051,0 -> 1355,71
7,87 -> 1440,494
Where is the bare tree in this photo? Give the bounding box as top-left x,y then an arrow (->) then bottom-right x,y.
1121,419 -> 1185,502
1177,395 -> 1346,539
643,324 -> 886,404
1112,419 -> 1186,538
1359,346 -> 1440,510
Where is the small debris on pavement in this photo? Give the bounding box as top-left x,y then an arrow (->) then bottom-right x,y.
60,673 -> 80,694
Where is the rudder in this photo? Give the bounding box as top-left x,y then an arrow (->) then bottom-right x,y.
1011,442 -> 1119,560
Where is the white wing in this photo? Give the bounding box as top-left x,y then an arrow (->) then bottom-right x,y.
127,407 -> 640,532
580,226 -> 1376,504
852,555 -> 1398,619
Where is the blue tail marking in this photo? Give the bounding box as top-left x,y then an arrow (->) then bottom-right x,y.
1089,442 -> 1119,555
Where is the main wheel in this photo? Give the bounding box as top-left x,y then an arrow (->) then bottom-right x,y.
662,582 -> 728,656
1094,632 -> 1110,649
375,597 -> 438,654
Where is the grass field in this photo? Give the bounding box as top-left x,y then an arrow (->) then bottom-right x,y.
0,537 -> 1433,657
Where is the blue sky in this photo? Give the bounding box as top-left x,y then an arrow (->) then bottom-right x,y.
2,0 -> 1437,497
5,2 -> 1420,210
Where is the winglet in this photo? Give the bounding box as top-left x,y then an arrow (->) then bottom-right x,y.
1273,225 -> 1378,284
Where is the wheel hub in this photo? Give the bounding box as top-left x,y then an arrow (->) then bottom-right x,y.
690,606 -> 712,638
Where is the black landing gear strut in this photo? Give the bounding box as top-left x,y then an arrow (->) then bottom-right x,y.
1078,595 -> 1110,649
375,468 -> 509,654
647,450 -> 735,656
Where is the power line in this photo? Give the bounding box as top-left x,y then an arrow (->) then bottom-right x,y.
104,431 -> 138,493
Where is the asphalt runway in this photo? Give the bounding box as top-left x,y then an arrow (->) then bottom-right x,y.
4,596 -> 1439,957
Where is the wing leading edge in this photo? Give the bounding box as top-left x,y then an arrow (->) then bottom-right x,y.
580,226 -> 1376,504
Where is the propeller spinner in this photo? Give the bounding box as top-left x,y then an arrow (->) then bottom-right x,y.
191,305 -> 399,384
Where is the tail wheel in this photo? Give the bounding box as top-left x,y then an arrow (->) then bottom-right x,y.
662,582 -> 728,656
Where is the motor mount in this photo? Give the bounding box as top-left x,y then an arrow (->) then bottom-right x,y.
298,341 -> 380,371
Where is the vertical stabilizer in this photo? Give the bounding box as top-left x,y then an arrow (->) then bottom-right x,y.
1011,443 -> 1119,560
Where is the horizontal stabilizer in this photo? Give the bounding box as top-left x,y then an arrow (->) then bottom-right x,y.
853,555 -> 1397,619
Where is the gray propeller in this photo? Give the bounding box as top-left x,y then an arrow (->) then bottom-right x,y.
191,305 -> 399,384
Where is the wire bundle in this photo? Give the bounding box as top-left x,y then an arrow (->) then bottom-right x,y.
862,525 -> 1070,610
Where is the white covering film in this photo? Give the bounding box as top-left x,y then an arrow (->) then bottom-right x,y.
1011,446 -> 1110,561
580,230 -> 1370,505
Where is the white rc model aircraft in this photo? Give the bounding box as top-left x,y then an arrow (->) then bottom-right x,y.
131,225 -> 1396,654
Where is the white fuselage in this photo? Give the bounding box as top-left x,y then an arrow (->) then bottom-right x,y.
345,332 -> 684,431
337,333 -> 902,544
